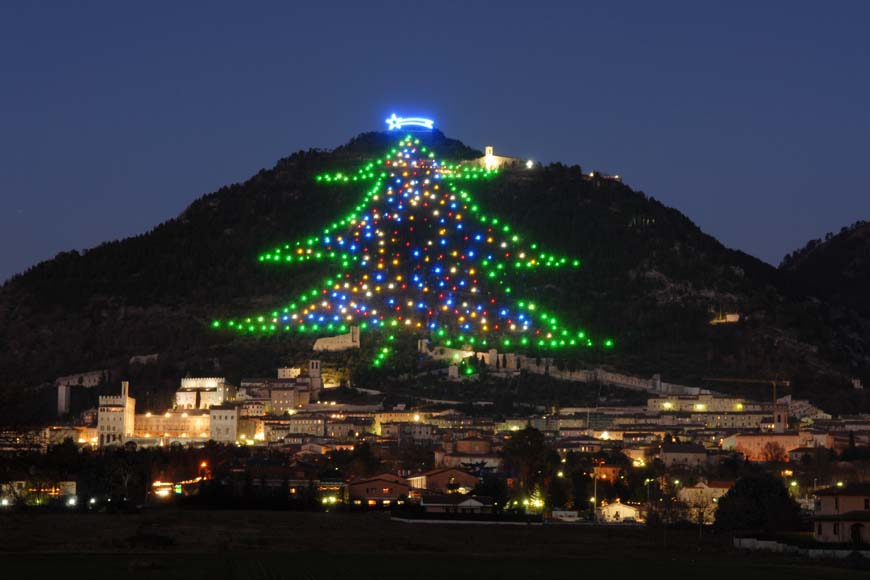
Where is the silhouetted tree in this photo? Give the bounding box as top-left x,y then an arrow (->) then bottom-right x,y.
714,474 -> 800,532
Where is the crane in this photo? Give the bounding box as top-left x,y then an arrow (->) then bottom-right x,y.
703,376 -> 790,396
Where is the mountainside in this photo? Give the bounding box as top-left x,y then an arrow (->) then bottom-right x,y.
1,130 -> 868,422
780,220 -> 870,372
781,220 -> 870,317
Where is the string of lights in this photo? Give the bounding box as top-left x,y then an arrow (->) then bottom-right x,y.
212,135 -> 614,362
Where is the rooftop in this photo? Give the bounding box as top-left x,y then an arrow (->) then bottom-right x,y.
815,483 -> 870,497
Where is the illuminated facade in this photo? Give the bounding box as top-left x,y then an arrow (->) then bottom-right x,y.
814,483 -> 870,544
269,387 -> 310,415
373,411 -> 429,435
97,382 -> 135,447
133,410 -> 210,443
647,394 -> 752,414
175,377 -> 235,410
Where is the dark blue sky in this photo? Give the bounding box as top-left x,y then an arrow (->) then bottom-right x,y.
2,1 -> 868,282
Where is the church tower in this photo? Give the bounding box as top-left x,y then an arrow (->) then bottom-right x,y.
308,360 -> 322,401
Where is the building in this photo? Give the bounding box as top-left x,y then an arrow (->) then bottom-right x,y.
677,481 -> 733,524
97,382 -> 135,447
326,417 -> 372,440
269,388 -> 310,415
419,494 -> 495,515
262,414 -> 326,441
659,443 -> 708,468
813,483 -> 870,544
56,369 -> 108,416
434,438 -> 502,471
694,412 -> 766,430
287,414 -> 326,437
709,312 -> 741,325
133,410 -> 210,444
407,468 -> 480,494
647,395 -> 751,414
463,146 -> 525,171
299,440 -> 355,456
277,367 -> 301,379
305,360 -> 323,401
593,465 -> 624,485
240,399 -> 267,418
209,406 -> 240,443
175,377 -> 235,410
554,437 -> 605,455
724,432 -> 806,462
597,500 -> 643,523
348,474 -> 410,508
380,421 -> 436,443
373,411 -> 429,435
43,426 -> 85,447
313,326 -> 360,352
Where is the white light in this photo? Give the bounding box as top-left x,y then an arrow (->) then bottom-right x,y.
385,114 -> 434,131
66,497 -> 77,507
526,160 -> 534,169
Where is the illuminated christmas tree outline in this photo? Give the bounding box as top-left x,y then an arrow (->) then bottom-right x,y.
212,129 -> 613,365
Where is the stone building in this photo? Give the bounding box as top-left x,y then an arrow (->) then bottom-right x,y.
175,377 -> 236,410
313,326 -> 360,352
97,382 -> 135,447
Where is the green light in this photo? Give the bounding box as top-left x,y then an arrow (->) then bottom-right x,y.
215,133 -> 612,352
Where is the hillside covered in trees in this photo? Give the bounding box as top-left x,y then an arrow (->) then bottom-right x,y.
1,130 -> 868,422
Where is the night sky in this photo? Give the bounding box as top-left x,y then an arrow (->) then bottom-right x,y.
2,1 -> 868,282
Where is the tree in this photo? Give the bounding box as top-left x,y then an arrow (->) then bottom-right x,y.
714,474 -> 800,532
761,441 -> 787,463
502,427 -> 559,495
472,475 -> 508,508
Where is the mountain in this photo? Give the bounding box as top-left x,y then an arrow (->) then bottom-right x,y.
1,130 -> 868,423
781,221 -> 870,317
780,220 -> 870,373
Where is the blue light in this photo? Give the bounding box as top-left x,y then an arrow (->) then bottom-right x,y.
385,114 -> 435,131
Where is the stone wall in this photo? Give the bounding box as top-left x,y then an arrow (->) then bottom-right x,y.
313,326 -> 361,352
417,340 -> 706,395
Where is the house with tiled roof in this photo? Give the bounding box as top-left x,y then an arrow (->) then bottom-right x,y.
813,483 -> 870,544
406,468 -> 480,494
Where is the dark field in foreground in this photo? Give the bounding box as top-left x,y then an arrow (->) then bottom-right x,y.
0,510 -> 861,579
